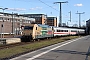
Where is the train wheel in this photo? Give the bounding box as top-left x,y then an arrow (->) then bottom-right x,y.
37,39 -> 40,41
47,38 -> 48,39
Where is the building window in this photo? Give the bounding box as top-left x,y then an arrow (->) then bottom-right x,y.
14,19 -> 16,22
8,18 -> 10,22
0,17 -> 3,20
17,20 -> 19,22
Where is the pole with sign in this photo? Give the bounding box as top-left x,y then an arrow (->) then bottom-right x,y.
1,24 -> 3,39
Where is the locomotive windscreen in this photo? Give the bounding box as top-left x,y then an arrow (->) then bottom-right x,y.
24,26 -> 33,30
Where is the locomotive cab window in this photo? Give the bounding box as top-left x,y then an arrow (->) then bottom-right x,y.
52,27 -> 54,30
36,27 -> 37,30
24,26 -> 33,30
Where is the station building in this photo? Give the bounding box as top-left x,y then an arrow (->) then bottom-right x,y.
23,14 -> 57,27
0,12 -> 35,35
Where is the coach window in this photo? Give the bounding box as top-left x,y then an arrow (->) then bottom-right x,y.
71,30 -> 73,32
67,30 -> 68,32
65,30 -> 68,32
57,30 -> 58,32
63,30 -> 65,32
52,27 -> 54,30
24,26 -> 33,30
57,30 -> 60,32
8,18 -> 10,22
60,30 -> 63,32
54,30 -> 55,32
58,30 -> 60,32
71,30 -> 77,32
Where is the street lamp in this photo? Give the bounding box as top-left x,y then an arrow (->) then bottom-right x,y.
0,8 -> 8,38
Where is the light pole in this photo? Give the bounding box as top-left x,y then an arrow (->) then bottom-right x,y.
68,11 -> 71,22
54,1 -> 68,27
0,8 -> 8,38
76,11 -> 85,28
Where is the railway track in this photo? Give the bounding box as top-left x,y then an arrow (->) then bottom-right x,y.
0,42 -> 32,50
0,35 -> 79,50
0,36 -> 81,60
0,37 -> 60,50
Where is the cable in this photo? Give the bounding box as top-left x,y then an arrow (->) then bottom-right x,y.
38,0 -> 59,12
14,0 -> 59,12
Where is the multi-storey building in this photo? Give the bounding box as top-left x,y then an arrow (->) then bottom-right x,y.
23,14 -> 57,27
23,14 -> 47,24
47,17 -> 57,27
0,12 -> 35,35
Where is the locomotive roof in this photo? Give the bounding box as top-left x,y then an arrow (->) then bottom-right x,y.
54,26 -> 85,29
37,24 -> 50,28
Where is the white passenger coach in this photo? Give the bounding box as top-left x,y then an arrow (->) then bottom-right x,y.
54,27 -> 85,36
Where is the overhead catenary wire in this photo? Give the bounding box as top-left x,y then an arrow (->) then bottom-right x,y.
38,0 -> 59,12
14,0 -> 59,12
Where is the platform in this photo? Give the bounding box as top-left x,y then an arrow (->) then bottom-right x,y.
0,38 -> 21,44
